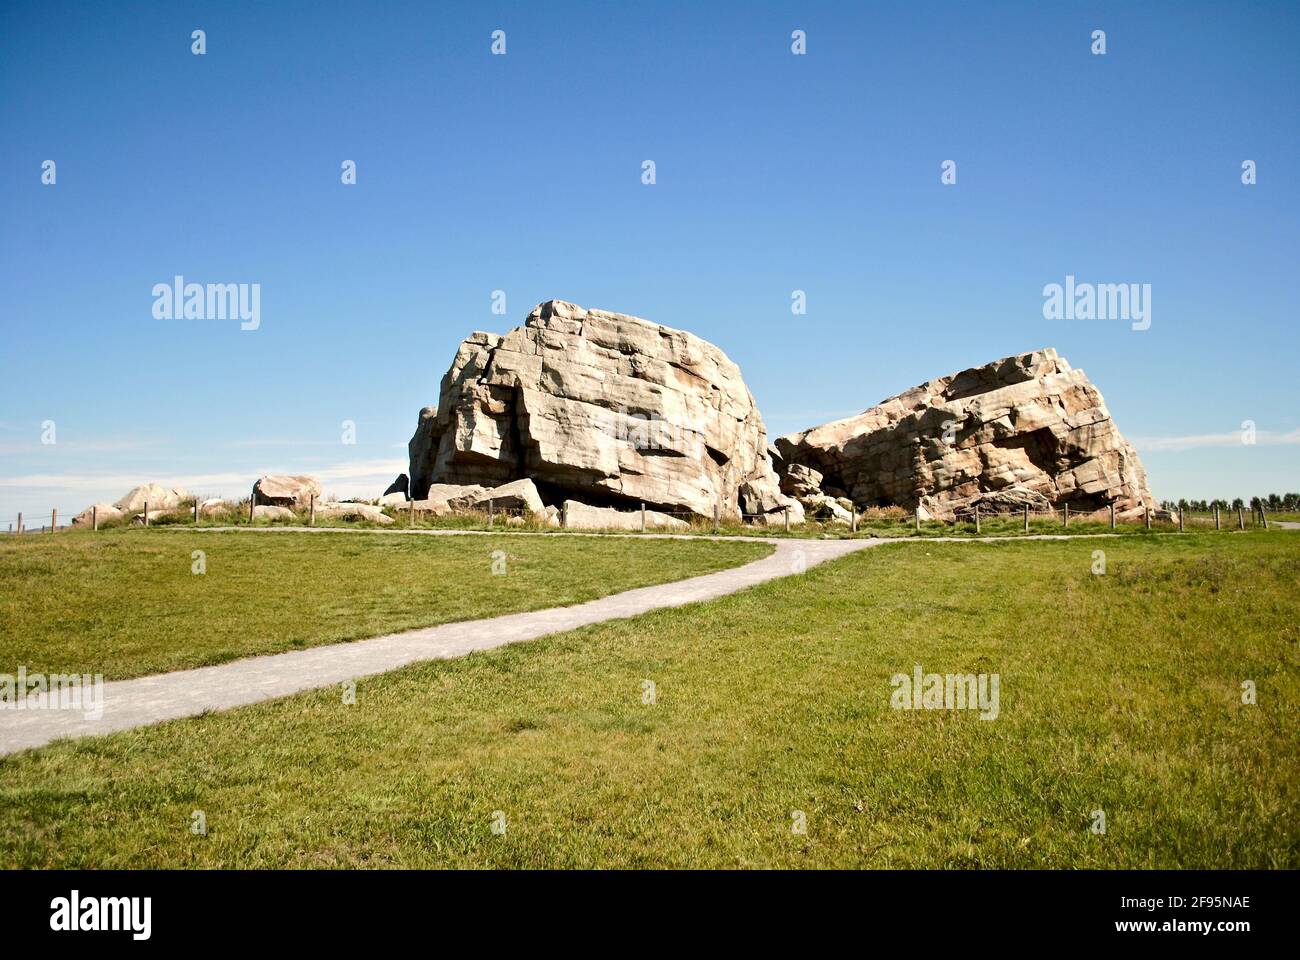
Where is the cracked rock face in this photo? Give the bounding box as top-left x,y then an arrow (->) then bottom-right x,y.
774,348 -> 1154,519
408,300 -> 792,519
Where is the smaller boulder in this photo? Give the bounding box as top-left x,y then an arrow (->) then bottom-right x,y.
780,464 -> 824,499
971,486 -> 1051,513
461,479 -> 547,517
562,501 -> 689,531
420,483 -> 490,512
72,503 -> 123,526
114,483 -> 191,513
252,475 -> 321,508
802,494 -> 853,525
311,502 -> 394,525
252,505 -> 295,521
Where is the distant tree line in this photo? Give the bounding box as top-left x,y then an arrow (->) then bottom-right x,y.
1160,493 -> 1300,512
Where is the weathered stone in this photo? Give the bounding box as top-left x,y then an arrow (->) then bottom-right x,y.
780,463 -> 824,498
411,483 -> 490,514
407,300 -> 785,521
775,349 -> 1154,515
252,505 -> 295,521
459,478 -> 546,516
114,483 -> 191,513
311,502 -> 394,525
71,503 -> 123,526
972,486 -> 1052,513
801,494 -> 854,525
562,500 -> 689,531
252,475 -> 321,509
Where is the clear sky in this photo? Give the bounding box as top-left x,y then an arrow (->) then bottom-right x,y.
2,0 -> 1297,524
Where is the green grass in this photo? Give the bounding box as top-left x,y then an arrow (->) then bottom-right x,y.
1,531 -> 1295,868
0,529 -> 770,679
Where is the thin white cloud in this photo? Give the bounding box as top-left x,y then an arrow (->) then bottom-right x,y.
1131,428 -> 1300,452
0,459 -> 407,492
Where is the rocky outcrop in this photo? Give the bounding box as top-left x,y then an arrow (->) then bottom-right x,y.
252,475 -> 320,509
407,300 -> 795,522
775,349 -> 1153,519
383,474 -> 409,499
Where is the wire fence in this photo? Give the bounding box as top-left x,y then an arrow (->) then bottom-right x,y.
1,499 -> 1287,537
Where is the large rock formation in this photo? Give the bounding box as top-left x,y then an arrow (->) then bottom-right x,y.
408,300 -> 793,521
774,349 -> 1153,519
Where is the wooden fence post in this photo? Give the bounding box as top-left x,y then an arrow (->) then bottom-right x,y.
1261,505 -> 1269,530
1178,507 -> 1185,532
974,504 -> 980,534
1145,507 -> 1151,530
1214,505 -> 1220,530
851,509 -> 858,533
784,505 -> 790,533
16,512 -> 22,535
93,505 -> 99,531
1063,504 -> 1069,529
1238,506 -> 1245,530
248,497 -> 255,524
713,503 -> 720,532
1023,505 -> 1029,533
309,494 -> 315,526
409,499 -> 415,526
915,506 -> 921,532
561,501 -> 569,529
51,508 -> 57,532
1109,503 -> 1115,530
488,500 -> 494,527
640,502 -> 646,532
193,499 -> 199,524
144,499 -> 150,528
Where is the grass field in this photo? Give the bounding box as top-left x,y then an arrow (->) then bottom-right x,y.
1,531 -> 1295,868
0,529 -> 770,679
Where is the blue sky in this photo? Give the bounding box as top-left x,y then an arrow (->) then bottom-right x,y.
2,0 -> 1297,524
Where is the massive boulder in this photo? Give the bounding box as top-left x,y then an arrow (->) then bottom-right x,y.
407,300 -> 793,521
774,349 -> 1154,519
